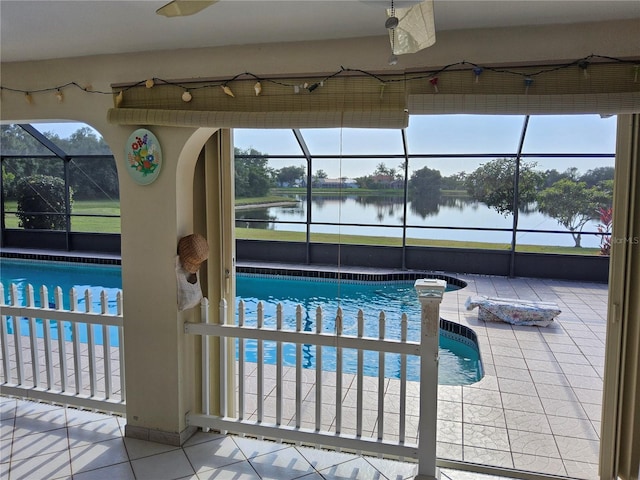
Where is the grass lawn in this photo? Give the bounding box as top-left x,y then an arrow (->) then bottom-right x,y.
235,227 -> 601,255
3,199 -> 121,233
235,196 -> 295,206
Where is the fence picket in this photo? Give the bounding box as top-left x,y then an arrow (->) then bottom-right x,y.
295,305 -> 302,430
117,291 -> 125,402
356,309 -> 364,437
102,290 -> 112,399
276,303 -> 283,426
0,284 -> 10,384
70,288 -> 83,394
378,311 -> 386,441
335,306 -> 343,435
11,284 -> 25,385
26,285 -> 41,388
315,306 -> 323,431
219,298 -> 228,424
85,290 -> 97,397
41,286 -> 54,389
256,301 -> 264,424
400,313 -> 408,444
201,297 -> 210,418
238,300 -> 245,420
55,287 -> 68,392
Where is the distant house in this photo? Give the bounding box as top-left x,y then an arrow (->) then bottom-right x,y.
368,174 -> 403,189
314,177 -> 358,188
277,179 -> 305,187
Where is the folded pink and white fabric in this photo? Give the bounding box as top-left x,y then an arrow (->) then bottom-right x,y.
465,295 -> 561,327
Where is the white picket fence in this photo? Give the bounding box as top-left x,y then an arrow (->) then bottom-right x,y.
185,279 -> 446,479
1,276 -> 446,478
0,283 -> 126,414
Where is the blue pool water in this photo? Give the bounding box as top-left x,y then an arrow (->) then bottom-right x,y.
1,258 -> 483,385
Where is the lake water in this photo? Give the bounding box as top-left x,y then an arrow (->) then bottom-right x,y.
236,193 -> 604,248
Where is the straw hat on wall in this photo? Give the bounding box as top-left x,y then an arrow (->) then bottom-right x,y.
178,233 -> 209,273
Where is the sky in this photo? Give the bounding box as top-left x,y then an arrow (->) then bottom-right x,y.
35,122 -> 101,139
32,114 -> 617,178
236,114 -> 617,177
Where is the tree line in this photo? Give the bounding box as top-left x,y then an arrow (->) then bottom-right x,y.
2,127 -> 613,248
234,149 -> 613,248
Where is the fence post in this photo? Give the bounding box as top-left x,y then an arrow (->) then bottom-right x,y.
201,297 -> 211,422
414,279 -> 446,480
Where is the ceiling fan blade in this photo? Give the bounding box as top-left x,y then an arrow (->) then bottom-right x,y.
156,0 -> 218,17
388,0 -> 436,55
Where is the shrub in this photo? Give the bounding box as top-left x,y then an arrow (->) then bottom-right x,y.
597,206 -> 613,256
15,175 -> 71,230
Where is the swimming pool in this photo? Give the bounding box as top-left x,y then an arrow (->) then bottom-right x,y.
1,258 -> 483,385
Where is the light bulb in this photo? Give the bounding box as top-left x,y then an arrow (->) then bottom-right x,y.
524,77 -> 534,94
473,67 -> 483,84
578,60 -> 590,79
429,77 -> 439,93
55,89 -> 64,103
221,85 -> 235,97
182,91 -> 192,102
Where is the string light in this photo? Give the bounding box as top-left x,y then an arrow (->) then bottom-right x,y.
473,67 -> 484,83
524,77 -> 534,94
0,55 -> 636,105
429,77 -> 439,93
578,60 -> 590,79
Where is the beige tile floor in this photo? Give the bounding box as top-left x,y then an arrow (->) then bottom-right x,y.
1,395 -> 519,480
438,273 -> 607,480
0,272 -> 608,479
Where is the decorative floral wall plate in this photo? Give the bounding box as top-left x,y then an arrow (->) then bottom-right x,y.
125,128 -> 162,185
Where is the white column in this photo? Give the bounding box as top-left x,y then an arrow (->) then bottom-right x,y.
414,279 -> 446,480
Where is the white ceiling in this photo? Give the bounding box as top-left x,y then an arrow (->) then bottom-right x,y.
1,0 -> 639,63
